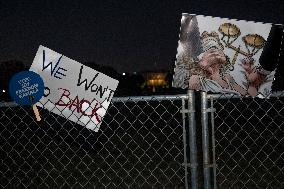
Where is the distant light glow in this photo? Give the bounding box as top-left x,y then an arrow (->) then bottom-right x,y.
122,73 -> 126,76
2,90 -> 5,93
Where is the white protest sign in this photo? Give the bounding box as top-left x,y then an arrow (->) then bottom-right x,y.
29,45 -> 119,132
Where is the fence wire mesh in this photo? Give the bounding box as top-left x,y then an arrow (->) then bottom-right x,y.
209,92 -> 284,189
0,95 -> 186,189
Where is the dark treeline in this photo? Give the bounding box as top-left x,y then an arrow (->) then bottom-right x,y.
0,60 -> 183,101
0,60 -> 283,101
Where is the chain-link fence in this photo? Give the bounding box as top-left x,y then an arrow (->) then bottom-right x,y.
0,95 -> 188,189
2,91 -> 284,189
207,92 -> 284,189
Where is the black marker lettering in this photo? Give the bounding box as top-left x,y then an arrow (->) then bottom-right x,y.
42,50 -> 64,76
97,85 -> 108,98
77,65 -> 99,91
54,67 -> 67,79
106,89 -> 115,102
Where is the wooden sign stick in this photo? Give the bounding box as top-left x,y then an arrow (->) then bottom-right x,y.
32,104 -> 41,122
29,96 -> 41,122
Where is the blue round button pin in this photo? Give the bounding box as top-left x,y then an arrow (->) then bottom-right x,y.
9,71 -> 44,106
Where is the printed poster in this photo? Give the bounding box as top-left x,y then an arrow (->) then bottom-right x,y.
173,14 -> 283,97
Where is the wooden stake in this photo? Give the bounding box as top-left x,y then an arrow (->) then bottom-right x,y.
29,95 -> 41,122
32,104 -> 41,122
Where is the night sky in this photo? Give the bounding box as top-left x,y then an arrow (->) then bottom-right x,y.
0,0 -> 283,73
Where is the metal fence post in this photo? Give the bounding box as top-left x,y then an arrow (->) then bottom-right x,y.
181,90 -> 198,189
188,90 -> 198,189
181,98 -> 189,189
210,96 -> 217,189
201,91 -> 211,189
